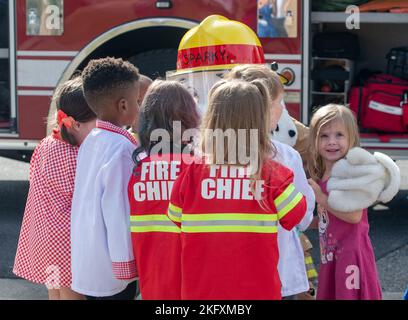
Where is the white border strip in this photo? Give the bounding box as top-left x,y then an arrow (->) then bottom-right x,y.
18,90 -> 54,96
17,50 -> 79,57
17,59 -> 71,87
0,138 -> 38,150
0,133 -> 19,138
312,12 -> 408,24
264,54 -> 301,60
361,142 -> 408,149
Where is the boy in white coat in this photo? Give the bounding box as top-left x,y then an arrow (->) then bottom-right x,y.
71,57 -> 140,299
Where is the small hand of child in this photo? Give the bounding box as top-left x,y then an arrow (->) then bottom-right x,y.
307,179 -> 327,206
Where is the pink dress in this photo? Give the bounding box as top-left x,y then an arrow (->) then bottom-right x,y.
13,136 -> 78,288
316,180 -> 382,300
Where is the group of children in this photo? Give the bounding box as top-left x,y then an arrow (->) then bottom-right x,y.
13,57 -> 382,300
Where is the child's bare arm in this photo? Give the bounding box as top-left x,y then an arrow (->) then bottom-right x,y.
320,194 -> 363,224
308,179 -> 363,224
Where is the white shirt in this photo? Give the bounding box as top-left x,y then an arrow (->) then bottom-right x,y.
71,121 -> 137,297
273,140 -> 315,297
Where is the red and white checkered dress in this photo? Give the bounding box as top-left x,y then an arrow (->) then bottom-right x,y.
13,135 -> 78,288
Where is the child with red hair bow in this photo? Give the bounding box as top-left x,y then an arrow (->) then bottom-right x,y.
13,77 -> 96,300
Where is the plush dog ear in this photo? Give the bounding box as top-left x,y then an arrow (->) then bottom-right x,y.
327,147 -> 387,212
374,152 -> 401,203
344,147 -> 377,166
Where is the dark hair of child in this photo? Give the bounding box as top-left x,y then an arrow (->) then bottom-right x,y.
133,80 -> 200,164
52,76 -> 96,146
81,57 -> 140,113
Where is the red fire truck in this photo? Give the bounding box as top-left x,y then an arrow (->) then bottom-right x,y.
1,0 -> 408,163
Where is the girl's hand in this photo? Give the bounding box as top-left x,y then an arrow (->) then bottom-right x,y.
308,179 -> 363,224
307,179 -> 327,206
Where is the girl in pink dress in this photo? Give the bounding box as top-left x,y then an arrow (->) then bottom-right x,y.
307,104 -> 382,300
13,77 -> 96,300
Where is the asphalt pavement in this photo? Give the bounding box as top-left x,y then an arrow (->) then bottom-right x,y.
0,155 -> 407,300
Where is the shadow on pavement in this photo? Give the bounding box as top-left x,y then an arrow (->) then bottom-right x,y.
0,180 -> 28,278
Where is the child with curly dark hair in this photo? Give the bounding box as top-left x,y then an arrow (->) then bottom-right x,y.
71,57 -> 140,300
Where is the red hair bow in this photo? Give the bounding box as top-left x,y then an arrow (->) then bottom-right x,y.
57,110 -> 75,129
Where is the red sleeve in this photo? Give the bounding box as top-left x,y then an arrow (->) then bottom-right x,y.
167,165 -> 190,228
269,164 -> 306,231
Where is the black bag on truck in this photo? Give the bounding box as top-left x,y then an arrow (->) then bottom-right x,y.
387,47 -> 408,80
313,32 -> 360,60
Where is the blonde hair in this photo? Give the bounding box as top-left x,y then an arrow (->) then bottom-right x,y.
224,64 -> 284,101
201,79 -> 274,183
307,104 -> 360,180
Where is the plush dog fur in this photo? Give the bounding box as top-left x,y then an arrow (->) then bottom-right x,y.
374,151 -> 401,203
327,147 -> 400,212
271,107 -> 297,147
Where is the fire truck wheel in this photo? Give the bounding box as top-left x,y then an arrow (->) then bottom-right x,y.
128,48 -> 178,79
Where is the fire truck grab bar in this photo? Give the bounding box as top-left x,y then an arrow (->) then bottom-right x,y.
8,0 -> 17,132
302,0 -> 311,125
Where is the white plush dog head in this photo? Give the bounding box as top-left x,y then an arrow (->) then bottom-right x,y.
271,107 -> 297,147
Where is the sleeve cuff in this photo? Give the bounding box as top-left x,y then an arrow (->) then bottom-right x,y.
112,261 -> 138,280
167,203 -> 182,228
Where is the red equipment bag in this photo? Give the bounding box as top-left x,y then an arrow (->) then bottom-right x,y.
349,74 -> 408,132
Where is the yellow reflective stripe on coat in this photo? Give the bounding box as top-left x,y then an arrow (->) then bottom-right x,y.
168,203 -> 182,223
307,269 -> 318,279
181,213 -> 278,233
304,254 -> 318,279
274,184 -> 295,207
130,214 -> 180,233
130,215 -> 170,222
305,256 -> 314,265
274,184 -> 303,220
183,213 -> 277,222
